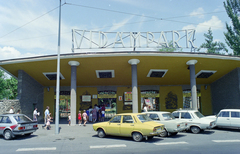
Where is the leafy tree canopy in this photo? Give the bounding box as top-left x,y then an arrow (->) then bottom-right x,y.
224,0 -> 240,55
198,28 -> 228,54
0,70 -> 18,99
159,41 -> 183,52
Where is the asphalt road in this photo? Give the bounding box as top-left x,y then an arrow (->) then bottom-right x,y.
0,123 -> 240,154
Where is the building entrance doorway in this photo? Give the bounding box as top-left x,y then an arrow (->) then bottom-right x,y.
98,91 -> 117,119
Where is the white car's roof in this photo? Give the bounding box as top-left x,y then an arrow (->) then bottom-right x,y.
143,111 -> 170,114
220,109 -> 240,112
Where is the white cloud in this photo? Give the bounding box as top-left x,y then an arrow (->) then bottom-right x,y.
190,7 -> 205,19
182,16 -> 224,33
0,3 -> 73,55
108,16 -> 134,32
0,46 -> 39,60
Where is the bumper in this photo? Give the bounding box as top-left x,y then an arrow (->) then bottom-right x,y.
12,128 -> 38,135
172,127 -> 187,132
149,130 -> 164,135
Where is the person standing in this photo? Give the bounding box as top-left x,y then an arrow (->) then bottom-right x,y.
68,113 -> 71,126
143,104 -> 148,112
82,110 -> 88,126
92,106 -> 97,122
78,111 -> 82,126
33,107 -> 39,121
101,105 -> 105,122
44,106 -> 50,125
9,106 -> 14,113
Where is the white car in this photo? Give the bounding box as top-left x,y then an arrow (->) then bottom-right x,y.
215,109 -> 240,129
172,109 -> 216,134
145,111 -> 187,137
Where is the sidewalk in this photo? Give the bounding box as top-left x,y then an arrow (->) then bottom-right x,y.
35,118 -> 99,139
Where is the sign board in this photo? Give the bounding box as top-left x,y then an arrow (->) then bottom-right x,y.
72,29 -> 196,50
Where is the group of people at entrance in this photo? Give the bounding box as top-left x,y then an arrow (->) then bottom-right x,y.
77,104 -> 105,124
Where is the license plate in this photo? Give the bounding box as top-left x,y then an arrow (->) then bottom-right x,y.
26,126 -> 32,129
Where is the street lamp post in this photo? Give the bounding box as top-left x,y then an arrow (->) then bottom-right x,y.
55,0 -> 61,134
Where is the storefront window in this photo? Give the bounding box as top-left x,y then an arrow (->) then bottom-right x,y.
141,90 -> 159,111
183,90 -> 201,111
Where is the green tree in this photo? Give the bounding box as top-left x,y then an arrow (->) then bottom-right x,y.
159,41 -> 183,52
5,77 -> 18,99
224,0 -> 240,55
0,70 -> 18,99
198,28 -> 228,54
0,70 -> 7,99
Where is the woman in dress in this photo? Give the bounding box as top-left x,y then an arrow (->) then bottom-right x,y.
82,110 -> 88,126
78,111 -> 82,126
92,106 -> 97,122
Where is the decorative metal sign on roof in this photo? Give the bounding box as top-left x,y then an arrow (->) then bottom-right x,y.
72,29 -> 196,51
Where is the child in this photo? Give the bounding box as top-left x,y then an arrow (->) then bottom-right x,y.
78,111 -> 82,126
82,110 -> 88,126
45,114 -> 52,130
68,113 -> 71,126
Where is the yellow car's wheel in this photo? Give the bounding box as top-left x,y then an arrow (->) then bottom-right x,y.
132,132 -> 143,142
97,128 -> 106,138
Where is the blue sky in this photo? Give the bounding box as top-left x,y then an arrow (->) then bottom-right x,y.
0,0 -> 231,60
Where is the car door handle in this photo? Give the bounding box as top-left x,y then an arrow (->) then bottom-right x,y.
117,124 -> 121,125
130,125 -> 134,126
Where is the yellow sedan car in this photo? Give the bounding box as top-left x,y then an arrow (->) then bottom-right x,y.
93,113 -> 165,142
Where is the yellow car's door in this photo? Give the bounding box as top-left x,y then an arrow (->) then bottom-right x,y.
120,115 -> 135,136
106,115 -> 121,135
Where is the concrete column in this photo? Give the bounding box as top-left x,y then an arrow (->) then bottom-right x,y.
128,59 -> 140,113
68,61 -> 80,126
186,60 -> 198,110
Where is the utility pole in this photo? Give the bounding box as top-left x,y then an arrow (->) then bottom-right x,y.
55,0 -> 61,134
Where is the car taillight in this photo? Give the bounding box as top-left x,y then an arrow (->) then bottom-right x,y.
153,128 -> 157,132
33,125 -> 38,128
10,124 -> 18,130
185,123 -> 188,126
18,126 -> 25,130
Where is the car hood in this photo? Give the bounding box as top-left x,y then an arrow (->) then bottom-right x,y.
201,116 -> 217,121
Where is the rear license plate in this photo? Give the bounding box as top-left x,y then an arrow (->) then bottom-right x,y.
26,126 -> 32,129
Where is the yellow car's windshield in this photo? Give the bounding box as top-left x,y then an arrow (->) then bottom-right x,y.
137,114 -> 153,123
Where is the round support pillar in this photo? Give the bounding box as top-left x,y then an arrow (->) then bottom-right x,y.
186,60 -> 198,110
128,59 -> 140,113
68,61 -> 80,126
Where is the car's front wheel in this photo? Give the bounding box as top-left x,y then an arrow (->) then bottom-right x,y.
190,126 -> 201,134
159,129 -> 168,137
3,130 -> 13,140
97,128 -> 106,138
132,132 -> 143,142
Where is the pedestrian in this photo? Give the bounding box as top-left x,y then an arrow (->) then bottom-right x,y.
82,110 -> 88,126
78,111 -> 82,126
92,106 -> 97,122
88,106 -> 93,122
98,109 -> 102,122
44,113 -> 52,130
33,107 -> 40,121
44,106 -> 50,125
101,107 -> 105,122
142,104 -> 148,112
89,110 -> 93,122
68,113 -> 71,126
9,106 -> 14,113
16,110 -> 21,114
